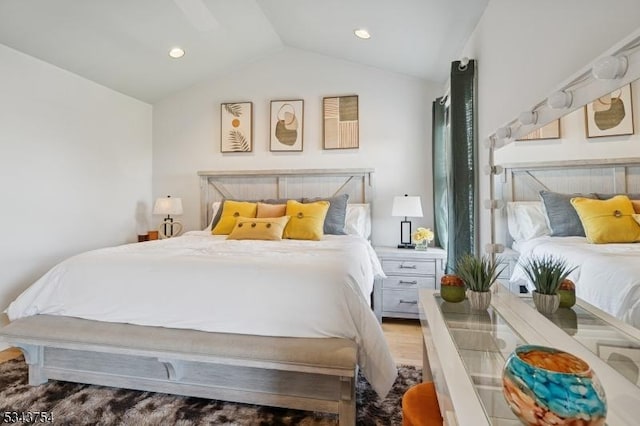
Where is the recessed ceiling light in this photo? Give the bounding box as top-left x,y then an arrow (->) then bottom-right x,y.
354,29 -> 371,40
169,47 -> 185,59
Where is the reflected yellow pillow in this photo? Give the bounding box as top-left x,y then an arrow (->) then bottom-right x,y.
570,195 -> 640,243
283,200 -> 330,241
212,201 -> 258,235
227,216 -> 290,240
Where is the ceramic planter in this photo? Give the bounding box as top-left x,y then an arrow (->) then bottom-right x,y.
440,275 -> 465,303
533,291 -> 560,315
467,290 -> 491,310
558,289 -> 576,309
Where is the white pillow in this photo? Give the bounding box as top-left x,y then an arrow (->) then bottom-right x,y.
345,204 -> 371,239
506,201 -> 551,242
203,201 -> 222,231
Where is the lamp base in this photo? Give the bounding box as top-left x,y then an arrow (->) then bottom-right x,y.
159,219 -> 183,239
397,243 -> 416,249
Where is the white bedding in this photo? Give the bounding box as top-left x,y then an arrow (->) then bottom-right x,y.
5,231 -> 395,397
511,236 -> 640,328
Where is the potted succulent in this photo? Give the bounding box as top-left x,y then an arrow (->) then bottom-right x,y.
455,254 -> 505,310
520,255 -> 576,315
440,274 -> 465,303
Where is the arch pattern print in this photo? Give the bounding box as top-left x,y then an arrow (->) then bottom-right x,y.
585,84 -> 634,138
221,102 -> 253,152
323,95 -> 359,149
270,100 -> 304,152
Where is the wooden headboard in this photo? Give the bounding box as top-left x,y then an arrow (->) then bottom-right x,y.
197,168 -> 375,229
494,158 -> 640,248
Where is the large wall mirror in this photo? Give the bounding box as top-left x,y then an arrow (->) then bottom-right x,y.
489,27 -> 640,164
485,27 -> 640,254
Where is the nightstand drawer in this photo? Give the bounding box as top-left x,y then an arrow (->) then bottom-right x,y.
382,289 -> 420,315
381,276 -> 435,289
382,259 -> 435,275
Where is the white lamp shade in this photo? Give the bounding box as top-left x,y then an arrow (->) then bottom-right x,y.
392,196 -> 423,217
153,197 -> 183,215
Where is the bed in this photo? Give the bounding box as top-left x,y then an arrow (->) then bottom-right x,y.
0,168 -> 395,425
494,159 -> 640,328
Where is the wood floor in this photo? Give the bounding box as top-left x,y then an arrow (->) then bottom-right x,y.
381,318 -> 422,366
0,319 -> 423,367
0,347 -> 21,363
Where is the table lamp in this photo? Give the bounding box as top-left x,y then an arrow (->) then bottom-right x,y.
392,194 -> 423,249
153,195 -> 183,238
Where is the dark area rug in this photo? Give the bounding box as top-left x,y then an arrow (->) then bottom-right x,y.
0,356 -> 420,425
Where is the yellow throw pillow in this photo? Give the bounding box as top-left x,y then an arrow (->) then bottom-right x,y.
570,195 -> 640,243
283,200 -> 330,241
212,201 -> 258,235
227,216 -> 290,240
256,202 -> 286,218
632,200 -> 640,214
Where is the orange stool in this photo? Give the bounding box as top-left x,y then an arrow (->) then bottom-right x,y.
402,382 -> 443,426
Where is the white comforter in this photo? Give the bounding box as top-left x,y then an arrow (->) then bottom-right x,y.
511,236 -> 640,328
5,231 -> 396,397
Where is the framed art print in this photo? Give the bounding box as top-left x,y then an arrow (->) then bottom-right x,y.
585,84 -> 634,138
270,100 -> 303,151
517,119 -> 561,141
221,102 -> 253,152
323,95 -> 359,149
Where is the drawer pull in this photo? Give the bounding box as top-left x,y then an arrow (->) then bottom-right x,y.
398,280 -> 418,285
399,264 -> 417,269
399,299 -> 418,305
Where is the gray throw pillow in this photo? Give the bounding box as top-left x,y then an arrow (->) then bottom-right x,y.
539,191 -> 596,237
302,194 -> 349,235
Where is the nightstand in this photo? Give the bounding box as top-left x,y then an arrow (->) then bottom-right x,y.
373,246 -> 446,321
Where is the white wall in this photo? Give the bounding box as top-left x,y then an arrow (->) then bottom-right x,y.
153,47 -> 439,247
459,0 -> 640,250
0,44 -> 152,333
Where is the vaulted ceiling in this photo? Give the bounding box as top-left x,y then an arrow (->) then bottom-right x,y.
0,0 -> 488,102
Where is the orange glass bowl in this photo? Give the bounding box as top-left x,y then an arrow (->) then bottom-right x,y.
503,345 -> 606,425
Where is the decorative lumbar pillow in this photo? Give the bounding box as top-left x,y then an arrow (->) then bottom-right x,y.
570,195 -> 640,243
302,194 -> 349,235
256,202 -> 286,218
212,201 -> 258,235
283,200 -> 330,240
227,216 -> 290,240
539,191 -> 596,237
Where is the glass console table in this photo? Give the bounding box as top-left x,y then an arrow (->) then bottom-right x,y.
419,288 -> 640,425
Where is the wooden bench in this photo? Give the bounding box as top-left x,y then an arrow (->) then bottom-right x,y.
0,315 -> 358,425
